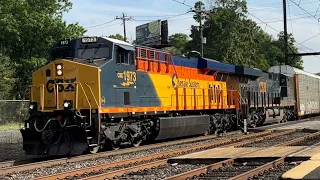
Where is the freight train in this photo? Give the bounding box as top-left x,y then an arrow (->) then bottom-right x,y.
20,36 -> 320,156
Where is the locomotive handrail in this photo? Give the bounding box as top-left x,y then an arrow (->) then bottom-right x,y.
54,82 -> 94,128
28,85 -> 45,111
76,82 -> 92,128
84,82 -> 99,108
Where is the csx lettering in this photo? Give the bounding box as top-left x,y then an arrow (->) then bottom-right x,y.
46,78 -> 76,93
178,80 -> 200,88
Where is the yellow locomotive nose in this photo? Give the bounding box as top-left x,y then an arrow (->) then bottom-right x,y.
30,59 -> 100,112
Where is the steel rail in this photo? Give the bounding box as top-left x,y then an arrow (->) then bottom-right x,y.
232,129 -> 296,148
228,157 -> 285,180
163,158 -> 236,180
0,161 -> 16,169
275,130 -> 320,146
0,131 -> 243,176
48,130 -> 297,180
82,159 -> 169,180
34,130 -> 275,180
156,130 -> 320,180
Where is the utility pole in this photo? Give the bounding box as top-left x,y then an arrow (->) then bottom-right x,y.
189,4 -> 211,57
200,9 -> 204,58
283,0 -> 288,65
115,13 -> 133,42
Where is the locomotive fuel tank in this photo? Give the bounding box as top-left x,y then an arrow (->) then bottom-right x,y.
155,115 -> 210,140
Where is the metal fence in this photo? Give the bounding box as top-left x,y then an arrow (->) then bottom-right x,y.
0,100 -> 29,125
0,100 -> 29,144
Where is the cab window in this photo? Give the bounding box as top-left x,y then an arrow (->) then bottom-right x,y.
116,46 -> 134,65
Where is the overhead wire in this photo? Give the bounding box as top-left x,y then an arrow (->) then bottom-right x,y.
86,12 -> 190,30
132,12 -> 191,22
86,22 -> 122,30
171,0 -> 193,8
85,19 -> 117,29
288,0 -> 320,22
257,13 -> 320,24
249,0 -> 319,12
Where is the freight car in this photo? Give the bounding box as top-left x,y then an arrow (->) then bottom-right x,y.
20,36 -> 313,156
235,67 -> 296,128
269,65 -> 320,118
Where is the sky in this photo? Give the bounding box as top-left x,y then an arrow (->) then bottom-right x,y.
63,0 -> 320,73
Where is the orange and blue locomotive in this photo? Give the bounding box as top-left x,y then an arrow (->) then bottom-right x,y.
22,36 -> 304,156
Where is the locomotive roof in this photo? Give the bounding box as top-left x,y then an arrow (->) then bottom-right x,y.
101,37 -> 134,47
235,65 -> 264,78
269,65 -> 320,79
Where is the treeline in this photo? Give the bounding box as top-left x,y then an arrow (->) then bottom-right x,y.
165,1 -> 303,72
0,0 -> 86,100
0,0 -> 303,100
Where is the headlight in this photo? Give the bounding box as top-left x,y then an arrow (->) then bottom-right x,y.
29,102 -> 37,111
64,102 -> 70,108
56,64 -> 62,70
57,70 -> 63,76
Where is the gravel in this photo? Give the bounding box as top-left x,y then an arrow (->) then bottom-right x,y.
0,130 -> 22,144
291,136 -> 320,146
115,163 -> 206,180
0,130 -> 39,162
0,132 -> 247,180
239,132 -> 311,147
195,161 -> 267,179
253,161 -> 301,180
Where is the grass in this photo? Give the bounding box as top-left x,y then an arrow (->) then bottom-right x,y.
0,123 -> 22,131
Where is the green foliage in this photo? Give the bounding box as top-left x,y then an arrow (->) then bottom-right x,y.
187,0 -> 303,71
108,34 -> 125,41
0,0 -> 86,99
164,33 -> 189,55
0,54 -> 14,99
0,123 -> 21,131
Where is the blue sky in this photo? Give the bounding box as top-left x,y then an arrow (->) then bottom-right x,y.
63,0 -> 320,73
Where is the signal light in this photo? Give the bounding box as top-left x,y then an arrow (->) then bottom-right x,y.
55,64 -> 63,76
56,64 -> 62,70
57,70 -> 63,75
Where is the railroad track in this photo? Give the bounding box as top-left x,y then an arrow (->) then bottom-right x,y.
0,131 -> 244,169
30,130 -> 294,180
0,118 -> 318,180
1,116 -> 314,169
49,129 -> 320,180
0,130 -> 273,180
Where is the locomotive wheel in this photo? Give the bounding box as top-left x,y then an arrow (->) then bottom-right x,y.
110,141 -> 120,150
131,137 -> 143,147
89,145 -> 99,154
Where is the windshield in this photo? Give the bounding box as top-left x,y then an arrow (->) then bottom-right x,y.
77,47 -> 110,59
50,48 -> 73,61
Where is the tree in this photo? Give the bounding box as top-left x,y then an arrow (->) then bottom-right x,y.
0,0 -> 86,99
108,34 -> 125,41
164,33 -> 189,55
187,0 -> 303,71
0,54 -> 14,99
